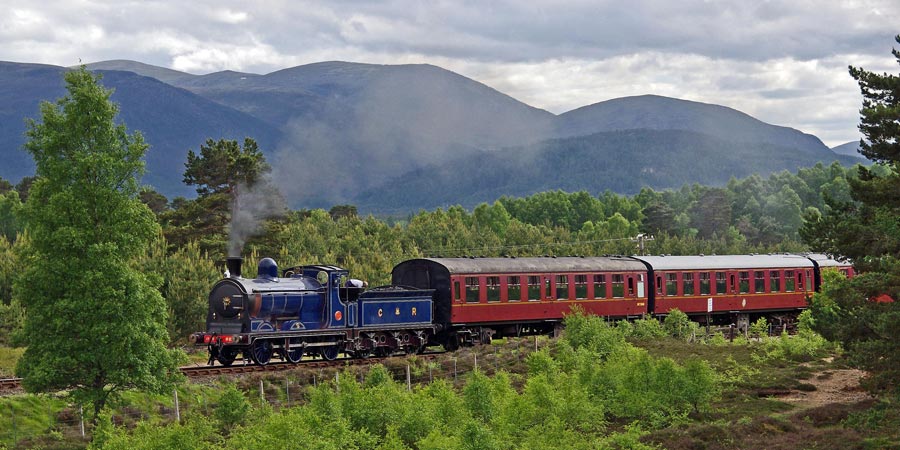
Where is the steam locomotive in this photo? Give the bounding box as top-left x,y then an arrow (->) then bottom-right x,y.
191,253 -> 852,366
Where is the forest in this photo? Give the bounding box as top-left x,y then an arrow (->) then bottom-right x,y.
0,157 -> 870,346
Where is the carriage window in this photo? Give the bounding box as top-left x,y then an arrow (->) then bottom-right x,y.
575,275 -> 588,299
716,272 -> 727,294
556,275 -> 569,300
528,276 -> 541,301
465,277 -> 480,303
507,276 -> 521,302
699,272 -> 710,295
593,274 -> 607,299
487,276 -> 500,302
666,273 -> 678,296
656,275 -> 664,295
840,269 -> 849,276
785,270 -> 795,292
612,274 -> 625,298
683,273 -> 694,295
628,277 -> 635,296
770,271 -> 781,292
454,281 -> 461,301
806,270 -> 812,290
755,271 -> 765,293
739,272 -> 750,293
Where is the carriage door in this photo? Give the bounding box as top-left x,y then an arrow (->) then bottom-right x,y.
729,271 -> 738,295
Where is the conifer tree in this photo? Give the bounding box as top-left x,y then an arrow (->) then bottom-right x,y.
801,36 -> 900,395
14,67 -> 181,420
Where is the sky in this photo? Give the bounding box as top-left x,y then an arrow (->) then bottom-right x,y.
2,0 -> 898,147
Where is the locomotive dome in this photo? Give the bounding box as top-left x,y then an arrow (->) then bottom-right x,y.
257,257 -> 279,281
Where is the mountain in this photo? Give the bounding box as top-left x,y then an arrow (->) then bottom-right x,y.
556,95 -> 830,155
356,129 -> 864,214
84,60 -> 196,85
831,141 -> 862,157
1,59 -> 864,211
0,61 -> 282,198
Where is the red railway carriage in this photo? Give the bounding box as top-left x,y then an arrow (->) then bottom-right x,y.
806,253 -> 856,285
634,254 -> 818,318
392,256 -> 649,346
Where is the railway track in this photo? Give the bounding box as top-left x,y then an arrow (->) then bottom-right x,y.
0,352 -> 443,392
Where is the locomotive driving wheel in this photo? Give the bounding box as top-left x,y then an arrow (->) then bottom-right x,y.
251,339 -> 274,366
320,344 -> 340,361
283,338 -> 304,363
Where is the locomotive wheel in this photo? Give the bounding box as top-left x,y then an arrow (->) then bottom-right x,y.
284,342 -> 304,364
320,345 -> 340,361
217,347 -> 239,367
251,339 -> 274,366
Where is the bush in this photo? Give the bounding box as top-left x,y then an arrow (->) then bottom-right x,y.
663,308 -> 692,339
631,315 -> 666,339
749,317 -> 769,340
562,307 -> 628,358
215,385 -> 251,430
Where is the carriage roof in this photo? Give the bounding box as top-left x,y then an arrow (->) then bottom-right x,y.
633,254 -> 817,271
403,256 -> 647,274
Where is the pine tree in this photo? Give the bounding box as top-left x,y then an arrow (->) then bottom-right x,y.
800,36 -> 900,395
14,67 -> 181,421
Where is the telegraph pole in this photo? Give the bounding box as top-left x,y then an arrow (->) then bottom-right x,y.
632,233 -> 654,256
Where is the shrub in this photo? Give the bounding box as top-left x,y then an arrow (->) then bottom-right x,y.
663,308 -> 692,339
749,317 -> 769,340
215,385 -> 251,430
632,315 -> 666,339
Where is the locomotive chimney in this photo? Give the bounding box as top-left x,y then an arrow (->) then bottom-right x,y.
226,256 -> 243,278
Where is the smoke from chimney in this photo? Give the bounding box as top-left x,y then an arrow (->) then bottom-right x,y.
228,175 -> 287,256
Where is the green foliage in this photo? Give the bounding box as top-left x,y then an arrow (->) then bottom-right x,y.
562,307 -> 627,358
800,37 -> 900,397
215,385 -> 251,430
0,190 -> 22,242
754,332 -> 833,363
663,308 -> 693,339
0,298 -> 25,347
365,363 -> 393,387
14,66 -> 182,422
95,418 -> 217,450
163,137 -> 274,258
142,237 -> 220,343
809,270 -> 900,394
749,317 -> 769,340
630,315 -> 666,339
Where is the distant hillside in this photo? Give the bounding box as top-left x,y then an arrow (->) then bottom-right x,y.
831,140 -> 862,157
556,95 -> 830,155
356,129 -> 863,213
0,61 -> 282,198
1,59 -> 864,211
84,60 -> 196,85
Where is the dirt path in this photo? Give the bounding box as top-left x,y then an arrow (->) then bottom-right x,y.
780,365 -> 870,408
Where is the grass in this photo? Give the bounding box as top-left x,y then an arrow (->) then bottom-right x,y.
0,346 -> 24,378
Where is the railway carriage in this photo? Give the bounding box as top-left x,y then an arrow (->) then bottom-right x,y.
391,256 -> 650,349
634,254 -> 820,330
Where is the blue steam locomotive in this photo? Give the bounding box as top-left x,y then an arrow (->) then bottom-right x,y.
190,257 -> 435,366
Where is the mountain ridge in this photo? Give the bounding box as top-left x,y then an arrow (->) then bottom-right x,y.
1,59 -> 861,211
